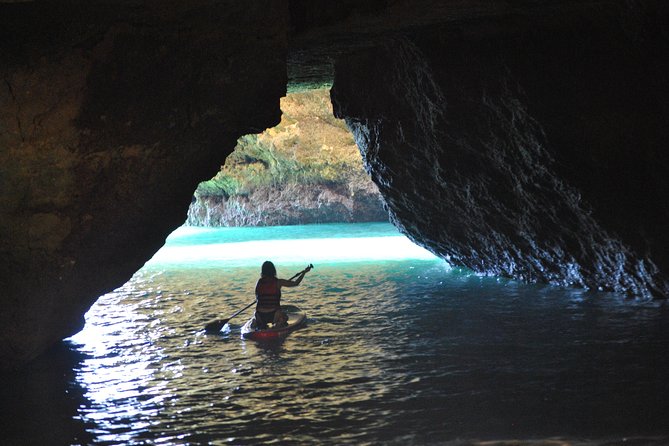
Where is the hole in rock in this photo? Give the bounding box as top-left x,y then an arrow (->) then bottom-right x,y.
69,88 -> 442,347
143,88 -> 439,268
186,88 -> 387,228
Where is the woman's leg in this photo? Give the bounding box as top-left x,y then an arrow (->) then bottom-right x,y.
273,309 -> 288,327
255,310 -> 275,329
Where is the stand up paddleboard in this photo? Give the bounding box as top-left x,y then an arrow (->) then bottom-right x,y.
241,305 -> 306,341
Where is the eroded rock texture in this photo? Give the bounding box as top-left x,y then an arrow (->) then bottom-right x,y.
0,1 -> 286,368
331,3 -> 669,298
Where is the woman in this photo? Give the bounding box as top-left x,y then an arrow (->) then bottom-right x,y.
254,261 -> 311,329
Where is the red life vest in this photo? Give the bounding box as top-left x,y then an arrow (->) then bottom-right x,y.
255,277 -> 281,308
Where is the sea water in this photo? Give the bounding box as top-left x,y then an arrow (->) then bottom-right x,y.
2,222 -> 669,445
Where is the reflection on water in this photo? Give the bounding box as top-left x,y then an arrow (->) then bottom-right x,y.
3,223 -> 669,445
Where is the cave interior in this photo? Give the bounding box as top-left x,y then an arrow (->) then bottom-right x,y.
1,0 -> 668,369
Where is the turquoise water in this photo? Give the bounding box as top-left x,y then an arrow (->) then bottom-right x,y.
148,223 -> 434,268
3,223 -> 669,445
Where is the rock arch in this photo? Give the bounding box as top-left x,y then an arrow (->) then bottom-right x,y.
1,0 -> 668,369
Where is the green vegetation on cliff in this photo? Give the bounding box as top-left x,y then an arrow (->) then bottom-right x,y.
188,89 -> 386,226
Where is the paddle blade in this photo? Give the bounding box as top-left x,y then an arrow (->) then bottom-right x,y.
204,319 -> 229,333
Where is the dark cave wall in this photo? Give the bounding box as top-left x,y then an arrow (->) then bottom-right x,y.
0,1 -> 287,368
331,3 -> 669,298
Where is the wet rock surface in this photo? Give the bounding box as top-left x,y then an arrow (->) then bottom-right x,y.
331,3 -> 669,298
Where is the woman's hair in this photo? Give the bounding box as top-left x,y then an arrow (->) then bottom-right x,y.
261,260 -> 277,277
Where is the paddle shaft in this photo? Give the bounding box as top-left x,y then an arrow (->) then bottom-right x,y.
225,300 -> 256,322
204,300 -> 255,332
289,264 -> 313,281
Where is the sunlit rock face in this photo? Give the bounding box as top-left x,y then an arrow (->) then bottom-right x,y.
186,89 -> 387,227
0,1 -> 286,368
331,4 -> 669,298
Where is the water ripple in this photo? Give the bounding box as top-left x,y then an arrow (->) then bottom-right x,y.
24,230 -> 661,444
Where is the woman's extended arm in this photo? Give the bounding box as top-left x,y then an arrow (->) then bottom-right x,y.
278,266 -> 312,287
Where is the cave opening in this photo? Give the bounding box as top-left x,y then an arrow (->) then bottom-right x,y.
3,0 -> 669,442
67,87 -> 441,350
143,86 -> 440,266
185,88 -> 388,228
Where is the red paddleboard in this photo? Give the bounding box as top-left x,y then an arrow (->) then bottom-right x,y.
241,305 -> 306,341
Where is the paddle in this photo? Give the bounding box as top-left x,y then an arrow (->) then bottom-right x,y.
204,300 -> 256,333
203,264 -> 314,333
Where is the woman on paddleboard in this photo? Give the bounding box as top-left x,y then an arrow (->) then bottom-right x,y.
254,261 -> 311,329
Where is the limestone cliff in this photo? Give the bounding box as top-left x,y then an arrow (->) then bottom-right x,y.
186,89 -> 387,226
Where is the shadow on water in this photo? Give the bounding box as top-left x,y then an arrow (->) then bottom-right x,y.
0,342 -> 94,445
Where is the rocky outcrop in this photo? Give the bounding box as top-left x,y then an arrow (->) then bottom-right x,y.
0,1 -> 286,368
187,182 -> 386,227
186,89 -> 387,226
330,3 -> 669,298
1,0 -> 669,368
